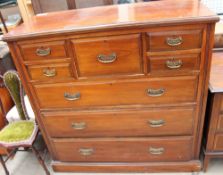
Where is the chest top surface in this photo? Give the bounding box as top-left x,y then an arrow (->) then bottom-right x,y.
3,0 -> 219,41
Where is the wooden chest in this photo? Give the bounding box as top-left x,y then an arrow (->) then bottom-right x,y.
3,0 -> 219,173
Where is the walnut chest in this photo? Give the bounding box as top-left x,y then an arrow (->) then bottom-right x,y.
3,0 -> 219,173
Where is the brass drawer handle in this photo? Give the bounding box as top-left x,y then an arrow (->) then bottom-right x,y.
147,88 -> 165,97
36,47 -> 51,56
149,147 -> 165,155
71,122 -> 86,130
166,59 -> 182,69
148,119 -> 165,128
79,148 -> 94,156
166,37 -> 183,46
64,92 -> 81,101
97,52 -> 117,64
43,68 -> 56,77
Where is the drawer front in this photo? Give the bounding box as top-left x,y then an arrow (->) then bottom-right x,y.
213,134 -> 223,151
34,76 -> 197,109
27,62 -> 73,81
43,107 -> 194,138
19,41 -> 67,61
52,137 -> 192,162
149,54 -> 200,76
148,29 -> 202,52
72,34 -> 143,77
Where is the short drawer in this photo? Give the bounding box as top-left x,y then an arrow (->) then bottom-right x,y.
34,76 -> 198,109
43,107 -> 194,138
148,53 -> 200,76
19,40 -> 67,61
72,34 -> 143,77
213,134 -> 223,151
147,29 -> 202,52
27,62 -> 73,81
52,137 -> 192,162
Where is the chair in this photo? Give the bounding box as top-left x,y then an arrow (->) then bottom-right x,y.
0,70 -> 50,175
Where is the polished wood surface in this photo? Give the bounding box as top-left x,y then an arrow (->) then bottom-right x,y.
43,107 -> 194,138
149,53 -> 200,76
3,0 -> 218,41
73,34 -> 142,77
209,52 -> 223,92
34,76 -> 197,109
148,28 -> 202,52
3,0 -> 218,173
52,137 -> 192,162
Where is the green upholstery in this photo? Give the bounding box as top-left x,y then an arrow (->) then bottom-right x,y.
3,71 -> 27,120
0,121 -> 36,144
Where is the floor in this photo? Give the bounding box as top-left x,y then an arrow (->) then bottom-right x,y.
0,151 -> 222,175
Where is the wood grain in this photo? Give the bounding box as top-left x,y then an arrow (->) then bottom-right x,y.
2,0 -> 219,41
42,107 -> 195,138
52,137 -> 192,162
34,76 -> 198,109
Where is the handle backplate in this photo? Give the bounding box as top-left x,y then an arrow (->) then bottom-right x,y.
166,37 -> 183,46
147,88 -> 165,97
148,119 -> 165,128
149,147 -> 165,155
97,52 -> 117,64
71,122 -> 86,130
64,92 -> 81,101
36,47 -> 51,57
43,68 -> 56,77
166,59 -> 182,69
79,148 -> 94,156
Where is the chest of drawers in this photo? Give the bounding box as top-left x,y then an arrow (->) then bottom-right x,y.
3,0 -> 219,173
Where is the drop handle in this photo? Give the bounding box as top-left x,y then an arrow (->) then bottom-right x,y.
148,119 -> 165,128
97,52 -> 117,63
166,36 -> 183,46
43,68 -> 56,77
79,148 -> 94,156
64,92 -> 81,101
36,47 -> 51,56
71,122 -> 86,130
149,147 -> 165,155
166,59 -> 183,69
147,88 -> 165,97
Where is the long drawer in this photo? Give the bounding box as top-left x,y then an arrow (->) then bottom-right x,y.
43,107 -> 194,138
34,76 -> 198,109
52,137 -> 192,162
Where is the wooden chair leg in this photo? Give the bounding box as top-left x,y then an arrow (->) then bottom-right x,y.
31,146 -> 50,175
0,155 -> 9,175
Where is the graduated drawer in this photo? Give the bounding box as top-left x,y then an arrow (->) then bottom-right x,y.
34,76 -> 198,109
148,53 -> 200,76
52,137 -> 192,162
43,107 -> 194,138
72,34 -> 143,77
213,134 -> 223,151
27,62 -> 73,81
147,29 -> 202,52
19,40 -> 67,61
